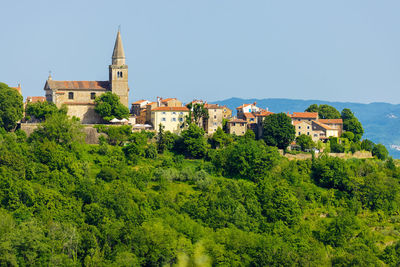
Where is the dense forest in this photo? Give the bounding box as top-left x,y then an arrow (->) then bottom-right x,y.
1,82 -> 400,266
0,117 -> 400,266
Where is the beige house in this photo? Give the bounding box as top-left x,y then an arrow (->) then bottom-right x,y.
222,106 -> 232,119
159,97 -> 182,107
203,104 -> 224,134
44,30 -> 129,124
151,106 -> 189,134
312,121 -> 339,140
290,112 -> 318,123
319,119 -> 343,136
236,102 -> 262,119
293,121 -> 318,141
227,118 -> 247,136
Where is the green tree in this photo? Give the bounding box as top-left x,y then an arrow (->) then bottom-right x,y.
209,127 -> 232,149
156,124 -> 167,153
185,103 -> 209,126
372,144 -> 389,160
29,112 -> 84,146
0,82 -> 23,131
341,108 -> 363,142
25,101 -> 66,122
305,104 -> 341,119
180,124 -> 209,158
305,104 -> 319,113
94,92 -> 129,121
295,134 -> 314,151
361,139 -> 375,151
262,113 -> 295,149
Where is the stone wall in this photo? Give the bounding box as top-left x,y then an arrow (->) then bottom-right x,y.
280,150 -> 373,161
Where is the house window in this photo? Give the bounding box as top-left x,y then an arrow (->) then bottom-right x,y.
233,123 -> 236,126
172,112 -> 176,115
213,122 -> 217,126
162,112 -> 166,115
172,118 -> 176,122
161,118 -> 166,121
68,92 -> 74,99
90,92 -> 96,99
307,126 -> 310,129
298,132 -> 301,135
298,126 -> 301,129
307,132 -> 310,135
214,115 -> 217,119
179,118 -> 183,122
180,112 -> 183,115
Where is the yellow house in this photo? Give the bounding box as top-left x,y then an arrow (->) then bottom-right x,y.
151,106 -> 189,134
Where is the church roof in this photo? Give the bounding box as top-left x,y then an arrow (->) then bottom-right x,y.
112,30 -> 125,62
46,80 -> 110,90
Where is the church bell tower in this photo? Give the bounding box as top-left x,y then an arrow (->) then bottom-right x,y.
109,30 -> 129,108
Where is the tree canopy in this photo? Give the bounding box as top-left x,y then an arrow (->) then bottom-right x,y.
305,104 -> 341,119
262,113 -> 295,149
25,101 -> 66,122
94,92 -> 130,121
0,82 -> 23,131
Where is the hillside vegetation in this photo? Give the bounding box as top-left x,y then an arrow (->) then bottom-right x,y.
1,112 -> 400,266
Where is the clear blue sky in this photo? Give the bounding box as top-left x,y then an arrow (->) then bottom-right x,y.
1,0 -> 400,104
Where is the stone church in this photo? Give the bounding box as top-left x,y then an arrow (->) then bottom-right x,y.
44,30 -> 129,124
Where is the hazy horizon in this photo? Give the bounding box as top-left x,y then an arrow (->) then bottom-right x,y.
2,0 -> 400,104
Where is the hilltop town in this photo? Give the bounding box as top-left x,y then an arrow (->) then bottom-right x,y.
10,30 -> 364,154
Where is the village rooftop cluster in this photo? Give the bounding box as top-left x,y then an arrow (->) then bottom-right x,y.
15,30 -> 343,146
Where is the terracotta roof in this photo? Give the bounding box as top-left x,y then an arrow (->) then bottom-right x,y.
47,80 -> 110,90
152,106 -> 189,112
205,104 -> 222,109
228,118 -> 247,123
146,102 -> 157,106
254,111 -> 274,117
313,121 -> 333,130
161,98 -> 176,102
236,104 -> 252,109
291,112 -> 318,119
243,112 -> 255,119
318,119 -> 343,124
26,96 -> 46,103
133,100 -> 148,104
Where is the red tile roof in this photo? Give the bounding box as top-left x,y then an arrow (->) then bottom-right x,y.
254,111 -> 274,117
236,104 -> 251,109
161,98 -> 176,102
133,100 -> 148,104
204,104 -> 222,109
243,112 -> 255,119
26,96 -> 46,103
152,106 -> 189,111
313,121 -> 333,130
228,118 -> 247,123
291,112 -> 318,119
319,119 -> 343,124
47,80 -> 109,90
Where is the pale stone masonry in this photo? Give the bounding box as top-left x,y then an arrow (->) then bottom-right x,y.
151,106 -> 189,134
227,118 -> 247,136
44,30 -> 129,124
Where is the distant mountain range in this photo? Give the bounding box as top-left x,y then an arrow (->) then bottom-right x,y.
213,98 -> 400,159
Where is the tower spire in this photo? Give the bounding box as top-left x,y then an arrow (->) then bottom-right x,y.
112,29 -> 125,65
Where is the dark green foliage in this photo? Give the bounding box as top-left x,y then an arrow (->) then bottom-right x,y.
372,144 -> 389,160
94,92 -> 129,121
0,114 -> 399,266
296,134 -> 314,151
25,101 -> 66,122
361,139 -> 375,151
179,123 -> 209,158
330,137 -> 345,153
95,125 -> 132,145
0,82 -> 23,131
306,104 -> 341,119
209,127 -> 233,149
341,108 -> 364,142
262,113 -> 295,149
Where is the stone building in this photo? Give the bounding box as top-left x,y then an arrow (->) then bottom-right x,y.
44,30 -> 130,124
203,104 -> 223,134
227,118 -> 247,136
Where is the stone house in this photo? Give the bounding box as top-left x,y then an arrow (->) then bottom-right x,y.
44,30 -> 129,124
227,118 -> 247,136
222,105 -> 232,120
203,103 -> 224,134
